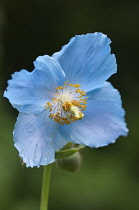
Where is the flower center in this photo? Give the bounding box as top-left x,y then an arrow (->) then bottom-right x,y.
44,81 -> 88,125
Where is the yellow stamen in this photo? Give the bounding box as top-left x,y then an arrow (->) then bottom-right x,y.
44,81 -> 87,125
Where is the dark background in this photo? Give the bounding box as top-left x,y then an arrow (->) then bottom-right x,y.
0,0 -> 138,209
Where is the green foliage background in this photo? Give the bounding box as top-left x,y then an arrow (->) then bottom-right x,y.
0,0 -> 138,209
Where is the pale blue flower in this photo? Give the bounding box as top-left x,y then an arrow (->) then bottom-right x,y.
4,33 -> 128,167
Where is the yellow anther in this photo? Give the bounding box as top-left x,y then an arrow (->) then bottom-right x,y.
46,102 -> 52,106
68,83 -> 81,88
55,86 -> 64,89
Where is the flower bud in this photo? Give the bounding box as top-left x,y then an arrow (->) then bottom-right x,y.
57,152 -> 81,172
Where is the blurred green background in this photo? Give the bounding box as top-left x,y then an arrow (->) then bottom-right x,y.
0,0 -> 138,209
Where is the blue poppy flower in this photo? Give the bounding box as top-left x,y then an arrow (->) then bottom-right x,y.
4,32 -> 128,167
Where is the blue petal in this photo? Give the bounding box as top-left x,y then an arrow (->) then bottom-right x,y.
53,131 -> 68,151
13,109 -> 68,167
53,33 -> 117,91
60,82 -> 128,148
14,110 -> 55,167
4,55 -> 65,114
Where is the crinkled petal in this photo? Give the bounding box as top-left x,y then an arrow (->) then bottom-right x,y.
4,55 -> 65,114
13,109 -> 67,167
60,82 -> 128,147
53,32 -> 117,91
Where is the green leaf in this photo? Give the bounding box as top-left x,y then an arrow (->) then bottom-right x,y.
55,144 -> 85,159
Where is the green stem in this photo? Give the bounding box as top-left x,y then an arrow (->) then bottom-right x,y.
40,163 -> 53,210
